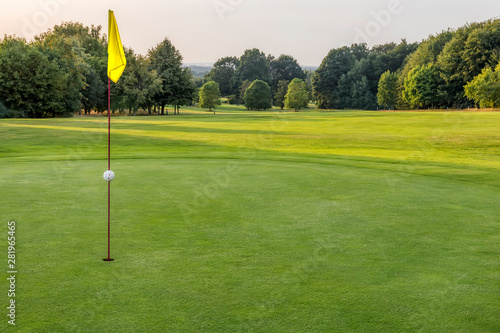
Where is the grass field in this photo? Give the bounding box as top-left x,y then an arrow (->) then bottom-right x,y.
1,106 -> 500,332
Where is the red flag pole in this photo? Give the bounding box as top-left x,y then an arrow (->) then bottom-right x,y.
104,78 -> 114,261
108,78 -> 111,171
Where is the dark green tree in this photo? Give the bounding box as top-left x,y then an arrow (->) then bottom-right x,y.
205,56 -> 239,96
336,58 -> 377,109
0,37 -> 69,118
117,53 -> 162,116
238,80 -> 252,105
270,55 -> 305,94
235,48 -> 270,86
171,68 -> 197,114
274,80 -> 289,109
312,44 -> 369,109
34,30 -> 89,114
36,22 -> 108,113
148,38 -> 183,115
438,20 -> 500,107
81,67 -> 106,114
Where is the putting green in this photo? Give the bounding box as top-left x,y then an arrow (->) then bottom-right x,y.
1,110 -> 499,332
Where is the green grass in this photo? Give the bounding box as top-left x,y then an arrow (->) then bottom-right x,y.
1,108 -> 500,332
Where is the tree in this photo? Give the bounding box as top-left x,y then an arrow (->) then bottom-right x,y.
396,30 -> 454,108
438,20 -> 500,108
171,67 -> 197,115
81,67 -> 106,114
199,81 -> 221,113
336,58 -> 377,109
377,70 -> 398,109
244,80 -> 272,110
35,25 -> 95,115
371,40 -> 418,76
0,37 -> 69,118
312,44 -> 369,109
274,80 -> 289,109
464,64 -> 500,108
35,22 -> 109,114
270,55 -> 305,94
238,80 -> 251,105
117,54 -> 162,116
285,79 -> 309,111
36,22 -> 107,58
402,64 -> 441,109
350,76 -> 374,110
205,56 -> 239,96
235,48 -> 270,85
148,38 -> 184,115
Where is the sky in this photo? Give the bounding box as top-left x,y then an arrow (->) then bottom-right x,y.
0,0 -> 498,66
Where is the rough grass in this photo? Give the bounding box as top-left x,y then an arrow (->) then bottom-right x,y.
1,108 -> 500,332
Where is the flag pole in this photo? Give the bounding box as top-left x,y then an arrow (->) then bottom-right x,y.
108,77 -> 111,260
104,9 -> 125,262
104,78 -> 114,262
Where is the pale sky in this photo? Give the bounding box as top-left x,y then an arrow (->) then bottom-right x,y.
0,0 -> 498,66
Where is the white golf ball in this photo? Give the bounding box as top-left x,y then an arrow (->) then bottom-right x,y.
103,170 -> 115,182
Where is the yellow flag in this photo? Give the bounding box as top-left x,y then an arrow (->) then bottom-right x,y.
108,10 -> 126,83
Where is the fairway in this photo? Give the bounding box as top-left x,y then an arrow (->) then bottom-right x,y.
1,109 -> 500,332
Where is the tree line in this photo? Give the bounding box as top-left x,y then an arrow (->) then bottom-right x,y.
207,18 -> 500,111
377,19 -> 500,110
1,18 -> 499,118
0,22 -> 196,118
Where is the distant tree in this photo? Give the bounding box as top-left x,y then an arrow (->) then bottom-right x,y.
199,81 -> 221,114
193,87 -> 201,105
227,95 -> 237,105
244,80 -> 272,110
350,76 -> 374,110
238,80 -> 252,105
235,48 -> 270,85
303,69 -> 313,92
336,58 -> 377,109
312,44 -> 369,109
274,80 -> 289,109
270,55 -> 305,94
171,67 -> 197,115
148,38 -> 184,115
193,77 -> 206,88
285,79 -> 309,111
118,54 -> 162,116
82,67 -> 106,114
377,70 -> 398,110
205,56 -> 239,96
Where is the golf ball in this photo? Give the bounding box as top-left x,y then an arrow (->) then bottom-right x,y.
103,170 -> 115,182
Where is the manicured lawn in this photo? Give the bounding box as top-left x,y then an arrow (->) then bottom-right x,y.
1,108 -> 500,332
